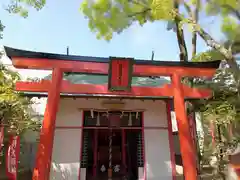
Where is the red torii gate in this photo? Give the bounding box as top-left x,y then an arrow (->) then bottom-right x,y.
5,46 -> 220,180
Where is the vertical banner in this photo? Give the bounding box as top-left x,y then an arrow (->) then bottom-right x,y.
188,112 -> 201,175
188,112 -> 197,148
0,125 -> 4,152
188,112 -> 200,175
6,136 -> 20,180
210,121 -> 215,147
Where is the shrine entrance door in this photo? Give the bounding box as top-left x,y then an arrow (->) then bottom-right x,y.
81,111 -> 143,180
97,129 -> 123,179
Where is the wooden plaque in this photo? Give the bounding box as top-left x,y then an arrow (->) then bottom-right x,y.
108,57 -> 133,91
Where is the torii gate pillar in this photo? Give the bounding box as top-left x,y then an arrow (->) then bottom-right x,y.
172,73 -> 197,180
32,68 -> 63,180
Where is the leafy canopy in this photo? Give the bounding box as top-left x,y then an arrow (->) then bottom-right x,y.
206,0 -> 240,40
80,0 -> 174,40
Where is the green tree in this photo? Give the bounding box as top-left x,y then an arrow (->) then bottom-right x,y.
0,62 -> 41,134
192,64 -> 239,179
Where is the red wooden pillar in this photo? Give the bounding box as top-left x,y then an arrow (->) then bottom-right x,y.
171,73 -> 197,180
93,129 -> 98,177
32,68 -> 63,180
166,101 -> 177,180
121,129 -> 126,173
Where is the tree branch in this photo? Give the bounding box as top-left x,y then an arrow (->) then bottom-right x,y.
129,0 -> 149,8
128,8 -> 151,18
191,0 -> 200,57
196,26 -> 236,64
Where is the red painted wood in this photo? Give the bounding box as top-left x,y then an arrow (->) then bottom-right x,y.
11,57 -> 216,77
93,129 -> 98,177
32,68 -> 63,180
133,64 -> 216,77
166,101 -> 177,180
121,60 -> 131,87
78,111 -> 85,180
121,129 -> 126,173
15,80 -> 212,98
12,57 -> 109,74
110,60 -> 119,87
109,59 -> 132,90
172,73 -> 197,180
141,113 -> 147,180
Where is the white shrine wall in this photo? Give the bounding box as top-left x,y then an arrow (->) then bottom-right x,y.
49,98 -> 174,180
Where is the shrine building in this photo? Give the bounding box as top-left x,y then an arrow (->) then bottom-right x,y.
4,46 -> 220,180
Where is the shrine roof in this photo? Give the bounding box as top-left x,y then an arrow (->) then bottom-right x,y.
4,46 -> 221,68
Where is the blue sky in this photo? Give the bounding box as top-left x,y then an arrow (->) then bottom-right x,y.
0,0 -> 224,61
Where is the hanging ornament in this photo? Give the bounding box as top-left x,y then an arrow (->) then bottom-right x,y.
96,112 -> 100,126
113,164 -> 120,172
100,165 -> 106,172
120,111 -> 124,118
91,110 -> 94,118
128,112 -> 132,126
136,112 -> 139,119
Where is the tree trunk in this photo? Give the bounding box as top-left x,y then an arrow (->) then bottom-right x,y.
174,0 -> 188,62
